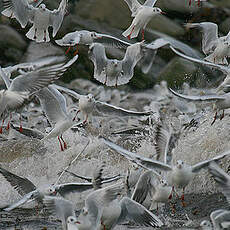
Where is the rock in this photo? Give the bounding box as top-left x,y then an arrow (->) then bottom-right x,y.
156,56 -> 198,87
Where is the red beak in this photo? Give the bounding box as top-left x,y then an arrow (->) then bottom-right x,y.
161,11 -> 166,15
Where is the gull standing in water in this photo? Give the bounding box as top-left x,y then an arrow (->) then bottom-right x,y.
2,0 -> 67,42
122,0 -> 163,40
53,84 -> 152,124
102,138 -> 230,207
0,55 -> 74,134
185,22 -> 230,65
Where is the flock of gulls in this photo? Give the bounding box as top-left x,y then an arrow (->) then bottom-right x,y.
1,0 -> 230,229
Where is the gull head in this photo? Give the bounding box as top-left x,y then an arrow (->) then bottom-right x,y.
67,216 -> 80,227
90,32 -> 98,39
112,60 -> 119,67
82,207 -> 88,216
131,163 -> 139,171
86,94 -> 94,103
160,179 -> 168,187
39,4 -> 46,10
152,7 -> 163,15
176,160 -> 184,169
44,186 -> 57,196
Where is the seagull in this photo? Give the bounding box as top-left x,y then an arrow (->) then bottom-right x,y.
185,22 -> 230,64
122,0 -> 163,40
43,196 -> 79,230
102,138 -> 230,207
168,87 -> 230,125
1,0 -> 43,18
52,84 -> 152,124
36,85 -> 83,151
170,46 -> 230,93
0,55 -> 76,134
76,182 -> 164,229
2,0 -> 67,42
55,30 -> 131,55
1,163 -> 118,212
131,170 -> 172,211
88,42 -> 144,86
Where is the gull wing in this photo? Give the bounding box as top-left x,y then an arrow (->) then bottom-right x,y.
95,101 -> 151,117
93,33 -> 131,49
155,123 -> 177,165
186,22 -> 218,55
144,0 -> 158,7
9,55 -> 78,94
102,138 -> 172,171
88,43 -> 108,81
49,0 -> 68,37
54,183 -> 94,197
170,46 -> 230,75
43,196 -> 75,229
169,88 -> 226,101
52,84 -> 82,100
4,190 -> 38,211
0,66 -> 11,89
209,162 -> 230,204
192,150 -> 230,173
36,87 -> 68,126
0,166 -> 37,196
123,0 -> 142,17
120,41 -> 144,86
131,171 -> 155,204
2,0 -> 35,28
117,197 -> 163,227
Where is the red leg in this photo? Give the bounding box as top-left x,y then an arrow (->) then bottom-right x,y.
65,46 -> 72,55
83,114 -> 88,124
60,135 -> 67,149
211,111 -> 218,126
72,110 -> 80,121
220,110 -> 225,120
6,113 -> 12,130
127,26 -> 135,40
181,188 -> 186,207
0,119 -> 4,134
115,76 -> 118,88
73,44 -> 79,56
19,114 -> 23,133
58,136 -> 64,151
141,29 -> 145,41
104,75 -> 108,85
189,0 -> 192,6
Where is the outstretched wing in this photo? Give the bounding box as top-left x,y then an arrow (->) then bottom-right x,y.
2,0 -> 35,28
49,0 -> 68,37
88,43 -> 107,81
117,197 -> 163,227
120,42 -> 144,85
123,0 -> 142,17
9,55 -> 78,94
0,167 -> 37,196
186,22 -> 218,55
170,46 -> 229,75
95,101 -> 151,117
192,150 -> 230,173
144,0 -> 158,7
209,162 -> 230,204
169,88 -> 226,101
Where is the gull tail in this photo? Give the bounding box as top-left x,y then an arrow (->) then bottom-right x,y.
204,54 -> 228,65
26,26 -> 50,43
122,23 -> 140,39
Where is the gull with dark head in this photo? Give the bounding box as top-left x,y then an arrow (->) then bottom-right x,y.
122,0 -> 163,40
185,22 -> 230,65
102,138 -> 230,207
2,0 -> 67,42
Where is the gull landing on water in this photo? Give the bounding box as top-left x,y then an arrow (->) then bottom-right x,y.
122,0 -> 163,40
2,0 -> 67,42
